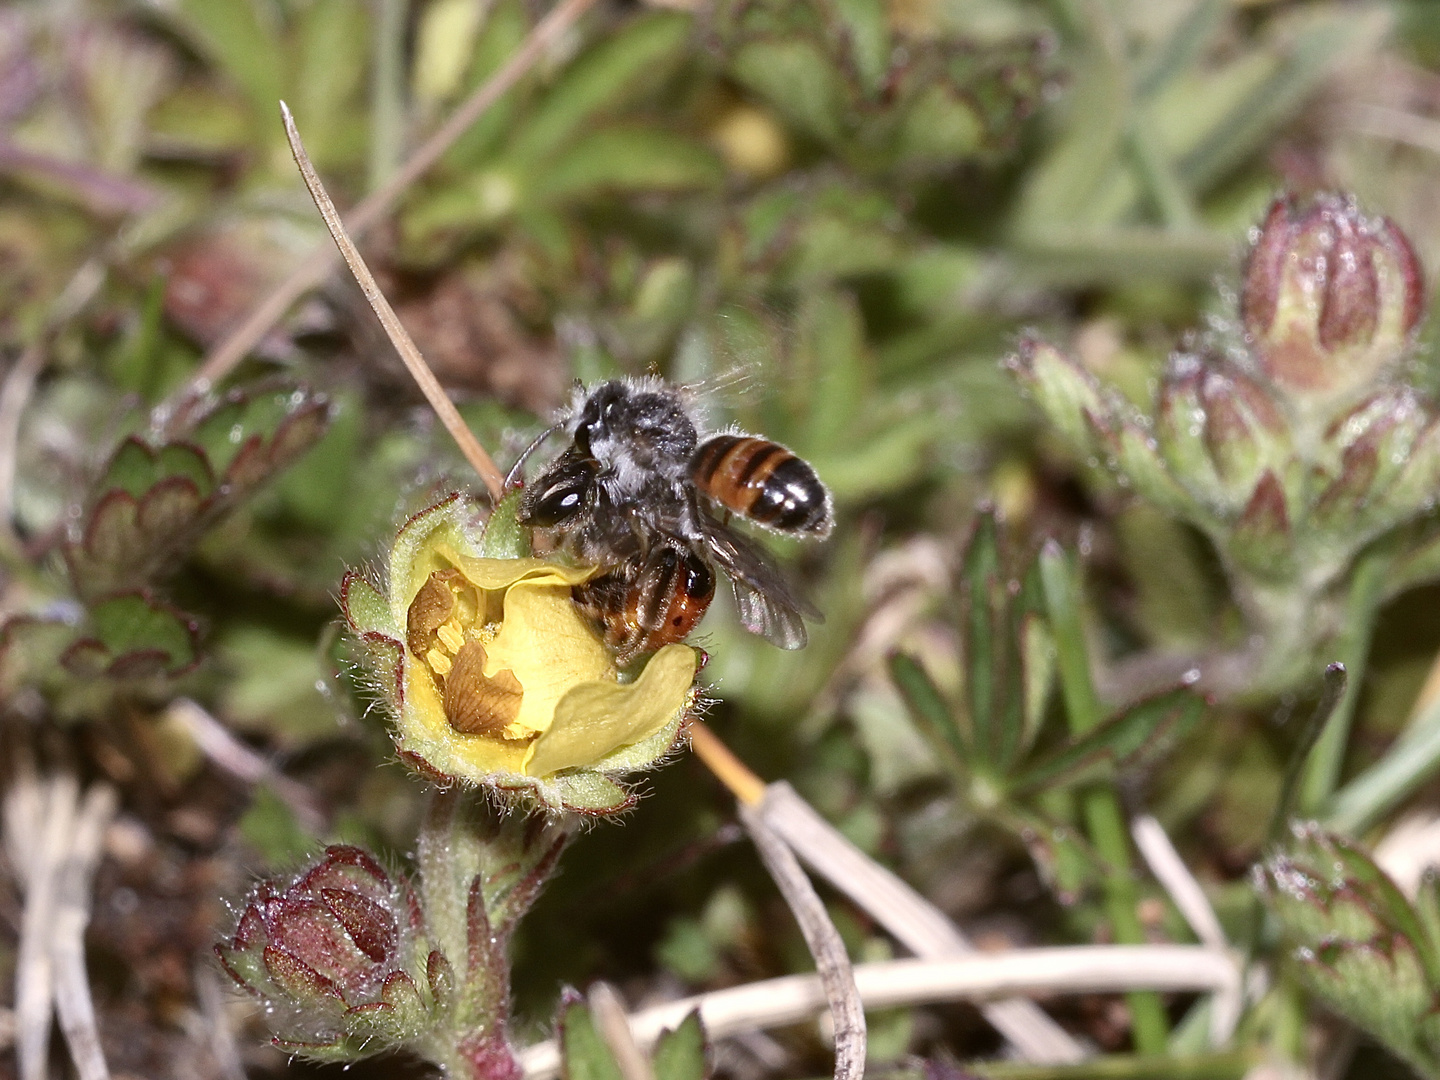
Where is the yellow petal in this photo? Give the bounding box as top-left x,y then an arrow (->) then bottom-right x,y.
523,644 -> 698,777
482,582 -> 615,738
402,660 -> 530,775
448,553 -> 596,591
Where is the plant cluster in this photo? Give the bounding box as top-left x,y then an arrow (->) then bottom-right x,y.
8,1 -> 1440,1079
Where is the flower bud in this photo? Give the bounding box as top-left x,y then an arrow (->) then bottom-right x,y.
1157,353 -> 1292,515
1258,823 -> 1440,1076
1315,387 -> 1436,536
1007,337 -> 1108,452
342,493 -> 701,815
1241,193 -> 1425,412
216,846 -> 431,1056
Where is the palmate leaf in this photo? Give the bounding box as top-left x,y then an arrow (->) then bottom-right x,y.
64,385 -> 330,598
1007,688 -> 1202,798
888,651 -> 967,778
60,592 -> 201,679
958,509 -> 1052,774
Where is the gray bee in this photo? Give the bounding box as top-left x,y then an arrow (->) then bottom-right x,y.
514,378 -> 832,661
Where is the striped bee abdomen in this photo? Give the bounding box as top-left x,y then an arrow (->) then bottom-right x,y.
572,544 -> 715,664
690,434 -> 832,536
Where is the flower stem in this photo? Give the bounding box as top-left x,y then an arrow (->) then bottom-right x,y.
1298,552 -> 1389,814
688,722 -> 766,806
1040,543 -> 1169,1054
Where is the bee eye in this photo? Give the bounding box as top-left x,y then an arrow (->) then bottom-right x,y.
519,461 -> 597,527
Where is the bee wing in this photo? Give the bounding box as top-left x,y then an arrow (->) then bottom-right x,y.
699,518 -> 820,650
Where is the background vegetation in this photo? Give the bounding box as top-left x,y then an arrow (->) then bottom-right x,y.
8,0 -> 1440,1077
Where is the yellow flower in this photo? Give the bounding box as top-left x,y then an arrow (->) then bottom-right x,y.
342,494 -> 700,814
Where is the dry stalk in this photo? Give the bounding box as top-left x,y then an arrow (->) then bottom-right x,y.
588,983 -> 657,1080
739,803 -> 865,1080
757,780 -> 1086,1064
517,944 -> 1240,1080
4,771 -> 117,1080
280,103 -> 506,500
1131,813 -> 1241,1046
167,699 -> 325,834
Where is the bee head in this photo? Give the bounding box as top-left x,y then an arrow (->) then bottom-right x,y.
573,380 -> 696,469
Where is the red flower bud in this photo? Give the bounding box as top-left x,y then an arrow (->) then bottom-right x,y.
1241,193 -> 1425,410
216,846 -> 420,1053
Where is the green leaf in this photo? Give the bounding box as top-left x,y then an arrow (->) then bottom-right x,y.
1010,688 -> 1201,796
892,84 -> 984,168
506,11 -> 692,167
66,386 -> 330,599
1012,42 -> 1130,233
962,511 -> 1003,766
289,0 -> 369,169
532,127 -> 724,202
1329,689 -> 1440,835
652,1013 -> 708,1080
1178,11 -> 1386,192
1039,541 -> 1104,736
102,438 -> 213,501
62,593 -> 200,679
730,38 -> 848,146
171,0 -> 285,135
559,1001 -> 625,1080
887,651 -> 967,778
797,289 -> 866,454
440,0 -> 529,169
833,0 -> 889,99
239,786 -> 318,867
1261,825 -> 1440,1078
216,627 -> 337,747
1134,0 -> 1225,99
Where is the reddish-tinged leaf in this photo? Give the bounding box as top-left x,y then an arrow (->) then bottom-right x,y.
1238,471 -> 1289,537
427,949 -> 455,1007
263,945 -> 343,1003
135,475 -> 207,538
321,888 -> 397,964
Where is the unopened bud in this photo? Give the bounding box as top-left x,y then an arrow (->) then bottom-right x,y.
217,846 -> 428,1055
1242,193 -> 1425,412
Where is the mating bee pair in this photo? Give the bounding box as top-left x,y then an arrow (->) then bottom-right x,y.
515,378 -> 833,663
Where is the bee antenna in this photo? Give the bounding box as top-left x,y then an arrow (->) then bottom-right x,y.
505,423 -> 562,488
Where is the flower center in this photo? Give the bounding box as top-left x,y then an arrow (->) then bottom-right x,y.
407,569 -> 527,739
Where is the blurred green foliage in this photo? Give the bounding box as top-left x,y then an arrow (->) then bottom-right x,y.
7,0 -> 1440,1075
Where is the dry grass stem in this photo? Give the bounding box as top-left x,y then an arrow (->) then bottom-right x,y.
588,983 -> 657,1080
168,699 -> 325,834
1131,815 -> 1227,950
4,771 -> 117,1080
1342,103 -> 1440,156
517,944 -> 1240,1080
1131,813 -> 1240,1046
687,722 -> 766,806
52,785 -> 119,1080
757,781 -> 1086,1064
280,102 -> 506,500
166,0 -> 599,418
739,803 -> 866,1080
